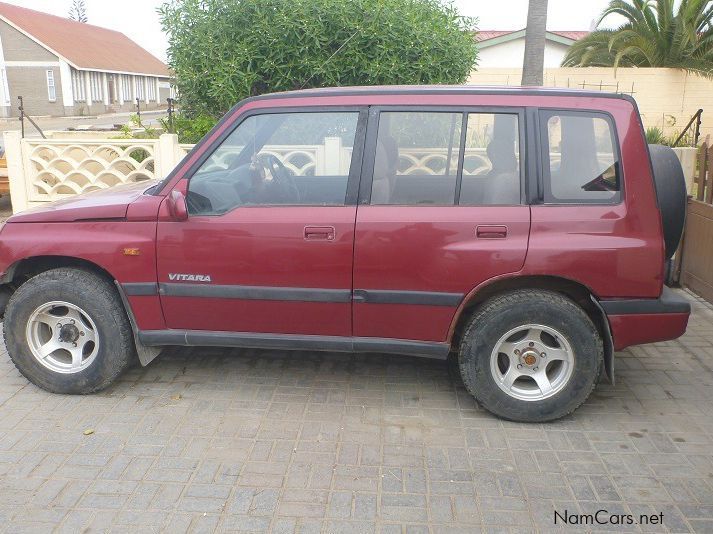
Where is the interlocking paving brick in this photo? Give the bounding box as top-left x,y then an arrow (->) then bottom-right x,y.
0,288 -> 710,531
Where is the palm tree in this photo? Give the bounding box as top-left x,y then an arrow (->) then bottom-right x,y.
562,0 -> 713,77
522,0 -> 549,85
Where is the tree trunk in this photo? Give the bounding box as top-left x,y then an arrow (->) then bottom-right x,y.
521,0 -> 548,86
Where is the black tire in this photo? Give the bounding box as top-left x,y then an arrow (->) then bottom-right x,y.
3,268 -> 135,394
648,144 -> 687,259
458,290 -> 602,423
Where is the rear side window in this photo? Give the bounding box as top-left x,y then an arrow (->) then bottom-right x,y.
460,113 -> 521,205
371,112 -> 462,205
540,111 -> 621,204
370,110 -> 522,205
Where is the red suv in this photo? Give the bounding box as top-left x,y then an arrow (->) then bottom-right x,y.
0,87 -> 690,422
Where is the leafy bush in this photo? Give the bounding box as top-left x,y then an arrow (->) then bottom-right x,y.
645,125 -> 695,147
160,113 -> 217,144
113,114 -> 162,140
665,129 -> 694,148
645,126 -> 666,145
159,0 -> 478,122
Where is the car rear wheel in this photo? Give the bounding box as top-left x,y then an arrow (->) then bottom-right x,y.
4,268 -> 135,394
458,290 -> 602,422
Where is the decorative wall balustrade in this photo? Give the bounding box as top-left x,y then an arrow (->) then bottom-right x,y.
178,138 -> 354,176
4,130 -> 698,214
4,132 -> 179,212
25,140 -> 157,199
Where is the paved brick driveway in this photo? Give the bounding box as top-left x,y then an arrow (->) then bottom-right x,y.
0,289 -> 712,533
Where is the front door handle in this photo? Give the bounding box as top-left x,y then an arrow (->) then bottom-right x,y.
476,225 -> 508,239
304,225 -> 335,241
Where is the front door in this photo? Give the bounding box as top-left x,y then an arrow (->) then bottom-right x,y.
156,108 -> 366,336
353,108 -> 531,342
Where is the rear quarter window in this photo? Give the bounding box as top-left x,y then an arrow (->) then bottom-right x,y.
540,110 -> 621,204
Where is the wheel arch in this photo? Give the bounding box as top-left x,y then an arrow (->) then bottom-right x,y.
0,255 -> 160,366
449,275 -> 614,382
1,255 -> 116,285
0,256 -> 117,319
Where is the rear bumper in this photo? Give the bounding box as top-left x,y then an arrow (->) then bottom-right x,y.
600,287 -> 691,351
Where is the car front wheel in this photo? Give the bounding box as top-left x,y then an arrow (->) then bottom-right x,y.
4,268 -> 135,394
458,289 -> 603,422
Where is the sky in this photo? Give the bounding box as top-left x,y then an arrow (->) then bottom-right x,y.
3,0 -> 624,62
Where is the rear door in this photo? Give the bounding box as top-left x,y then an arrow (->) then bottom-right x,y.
353,107 -> 531,342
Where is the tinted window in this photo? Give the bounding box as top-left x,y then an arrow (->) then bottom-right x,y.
459,113 -> 521,205
188,112 -> 359,215
541,111 -> 621,203
371,112 -> 462,205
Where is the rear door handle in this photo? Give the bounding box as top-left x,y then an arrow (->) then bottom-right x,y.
304,225 -> 335,241
476,225 -> 508,239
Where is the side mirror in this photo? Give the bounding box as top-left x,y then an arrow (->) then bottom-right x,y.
168,190 -> 188,221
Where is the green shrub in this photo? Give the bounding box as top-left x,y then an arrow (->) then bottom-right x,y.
160,113 -> 217,144
645,126 -> 666,145
665,129 -> 694,148
113,114 -> 162,140
159,0 -> 478,122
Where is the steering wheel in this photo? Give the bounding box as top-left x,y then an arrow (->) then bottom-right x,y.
253,153 -> 300,203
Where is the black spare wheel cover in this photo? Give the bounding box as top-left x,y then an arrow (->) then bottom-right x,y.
648,144 -> 687,259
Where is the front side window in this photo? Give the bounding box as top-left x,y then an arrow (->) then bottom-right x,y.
188,111 -> 359,215
541,111 -> 621,203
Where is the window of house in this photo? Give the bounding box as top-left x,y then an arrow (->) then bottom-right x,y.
459,113 -> 521,205
122,74 -> 132,102
46,70 -> 56,102
71,69 -> 85,102
147,77 -> 156,101
89,72 -> 103,102
187,111 -> 360,215
540,111 -> 621,203
135,76 -> 145,100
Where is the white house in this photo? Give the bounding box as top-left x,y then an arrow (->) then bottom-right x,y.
476,30 -> 589,69
0,1 -> 171,118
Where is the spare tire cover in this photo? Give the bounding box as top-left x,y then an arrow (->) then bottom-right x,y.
648,144 -> 687,259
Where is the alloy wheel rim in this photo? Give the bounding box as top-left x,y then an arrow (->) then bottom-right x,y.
489,323 -> 574,402
26,301 -> 100,374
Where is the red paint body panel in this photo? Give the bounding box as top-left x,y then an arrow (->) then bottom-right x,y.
353,206 -> 530,341
0,221 -> 158,281
609,313 -> 689,351
156,206 -> 356,335
524,101 -> 665,299
8,181 -> 154,223
353,303 -> 457,342
159,297 -> 348,335
0,87 -> 690,354
127,296 -> 165,330
0,220 -> 164,330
